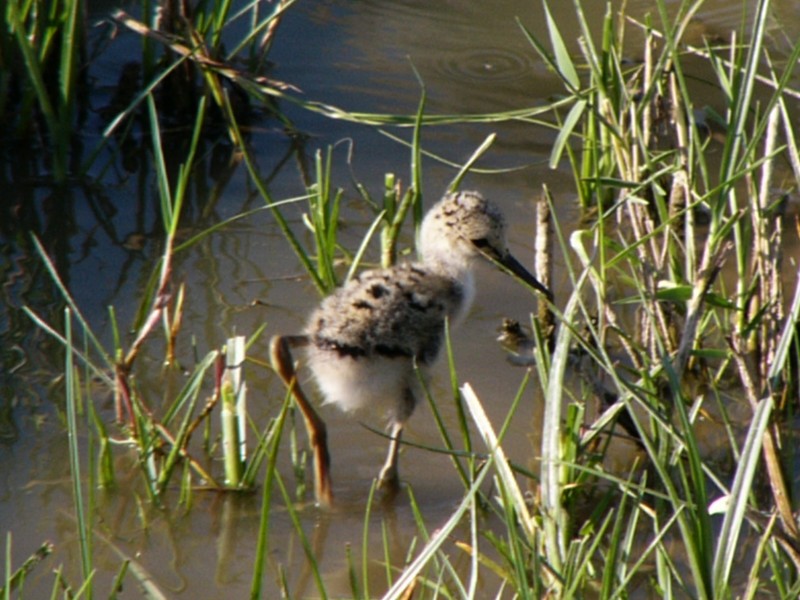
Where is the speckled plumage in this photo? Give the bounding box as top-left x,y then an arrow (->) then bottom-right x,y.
306,263 -> 463,423
305,191 -> 516,424
309,265 -> 462,363
270,190 -> 551,503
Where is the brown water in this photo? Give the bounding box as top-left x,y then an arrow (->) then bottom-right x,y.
2,0 -> 800,597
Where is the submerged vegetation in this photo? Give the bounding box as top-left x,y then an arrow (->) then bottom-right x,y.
4,0 -> 800,597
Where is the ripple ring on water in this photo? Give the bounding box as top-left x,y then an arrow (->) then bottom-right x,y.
436,47 -> 534,83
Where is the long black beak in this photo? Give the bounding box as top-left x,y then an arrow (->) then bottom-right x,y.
472,238 -> 553,301
497,252 -> 554,302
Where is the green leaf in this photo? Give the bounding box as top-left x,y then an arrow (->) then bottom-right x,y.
543,0 -> 580,89
549,99 -> 586,169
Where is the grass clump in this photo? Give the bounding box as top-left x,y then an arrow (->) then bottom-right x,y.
2,0 -> 86,181
483,0 -> 800,596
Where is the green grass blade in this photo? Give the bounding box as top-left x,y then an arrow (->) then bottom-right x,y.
382,463 -> 492,600
27,237 -> 113,370
249,393 -> 291,599
0,539 -> 54,598
447,133 -> 496,192
543,0 -> 580,89
665,361 -> 713,589
146,94 -> 174,229
409,69 -> 426,226
65,309 -> 93,597
344,210 -> 386,285
155,358 -> 216,495
768,266 -> 800,382
6,0 -> 63,178
423,322 -> 471,488
516,17 -> 571,91
549,99 -> 586,169
711,395 -> 773,595
275,474 -> 328,600
221,90 -> 326,294
58,0 -> 80,122
22,306 -> 113,388
540,271 -> 587,578
360,482 -> 378,600
161,350 -> 219,425
714,0 -> 771,209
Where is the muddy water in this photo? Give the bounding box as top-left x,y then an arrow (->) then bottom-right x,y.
2,0 -> 800,597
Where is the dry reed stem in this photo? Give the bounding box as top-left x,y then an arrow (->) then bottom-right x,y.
668,72 -> 690,172
611,67 -> 680,360
113,10 -> 299,93
755,105 -> 783,377
642,29 -> 653,150
122,290 -> 171,370
729,338 -> 799,543
536,187 -> 555,348
745,103 -> 797,543
259,0 -> 293,56
114,363 -> 137,434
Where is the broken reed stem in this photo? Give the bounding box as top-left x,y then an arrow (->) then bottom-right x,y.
221,378 -> 242,487
0,541 -> 54,597
222,336 -> 247,488
536,187 -> 555,350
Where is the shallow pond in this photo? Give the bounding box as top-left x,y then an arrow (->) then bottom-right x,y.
3,0 -> 800,597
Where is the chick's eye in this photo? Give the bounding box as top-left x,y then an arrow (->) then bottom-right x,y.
471,237 -> 501,259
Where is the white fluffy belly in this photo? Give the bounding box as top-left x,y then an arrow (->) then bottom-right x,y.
306,350 -> 423,424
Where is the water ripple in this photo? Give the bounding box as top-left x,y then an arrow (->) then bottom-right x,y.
435,47 -> 536,84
